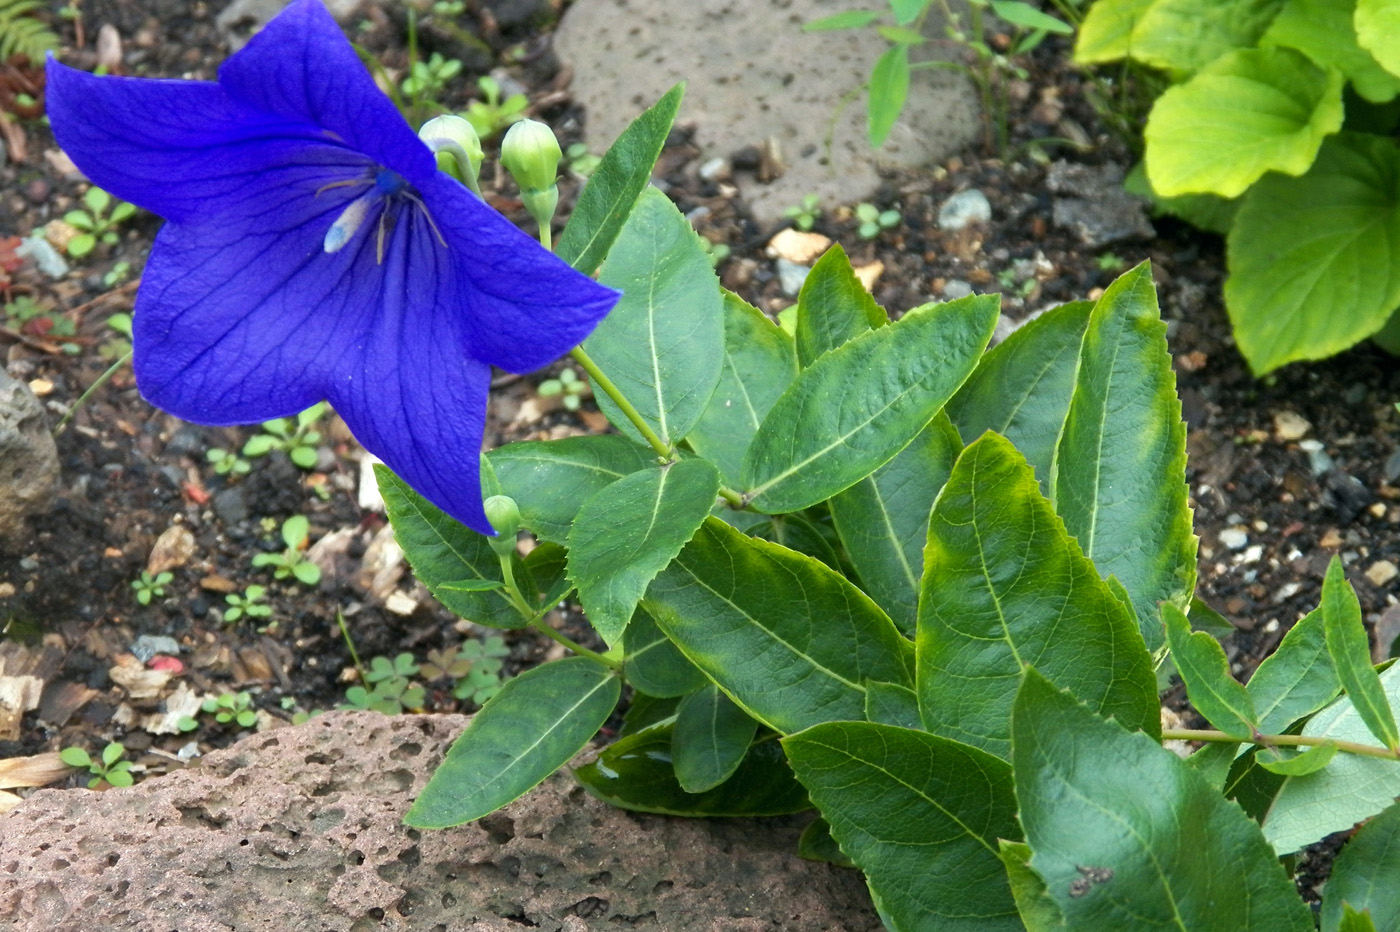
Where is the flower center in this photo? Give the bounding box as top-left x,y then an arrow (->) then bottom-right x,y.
319,168 -> 445,263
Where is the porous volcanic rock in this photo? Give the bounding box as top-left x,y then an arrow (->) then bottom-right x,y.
0,711 -> 881,931
0,368 -> 59,549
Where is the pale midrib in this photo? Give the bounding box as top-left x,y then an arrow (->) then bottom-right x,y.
473,675 -> 614,797
749,366 -> 933,499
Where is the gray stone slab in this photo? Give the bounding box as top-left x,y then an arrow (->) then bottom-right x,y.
555,0 -> 980,225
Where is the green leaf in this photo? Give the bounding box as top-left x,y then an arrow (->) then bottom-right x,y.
1340,905 -> 1382,932
1074,0 -> 1156,64
281,514 -> 309,549
1357,0 -> 1400,79
876,25 -> 926,44
1322,800 -> 1400,932
783,722 -> 1023,931
743,294 -> 998,514
795,244 -> 886,367
568,458 -> 720,646
523,541 -> 572,609
1164,602 -> 1260,738
643,517 -> 914,734
686,291 -> 798,488
797,817 -> 855,867
1130,0 -> 1288,74
376,465 -> 526,628
1262,0 -> 1400,103
59,747 -> 91,768
1323,556 -> 1400,750
999,840 -> 1066,932
1256,742 -> 1339,775
991,1 -> 1072,33
946,299 -> 1092,495
829,413 -> 962,635
557,83 -> 683,275
622,607 -> 708,698
867,44 -> 910,148
864,680 -> 922,729
889,0 -> 929,25
1013,669 -> 1315,932
1248,606 -> 1342,737
919,432 -> 1158,760
804,10 -> 882,30
671,684 -> 759,792
1262,662 -> 1400,853
588,186 -> 725,448
1226,133 -> 1400,373
489,435 -> 656,544
574,723 -> 810,816
406,657 -> 620,828
1051,264 -> 1197,650
619,691 -> 679,738
1145,48 -> 1346,198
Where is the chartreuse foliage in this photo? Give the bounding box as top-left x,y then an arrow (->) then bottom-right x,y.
1078,0 -> 1400,373
386,87 -> 1400,931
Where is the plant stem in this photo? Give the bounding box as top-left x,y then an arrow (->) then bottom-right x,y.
1163,728 -> 1400,762
335,611 -> 366,679
568,345 -> 673,459
538,220 -> 552,252
530,616 -> 623,672
52,349 -> 132,437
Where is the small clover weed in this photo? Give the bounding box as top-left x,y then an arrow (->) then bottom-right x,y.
855,202 -> 900,240
223,585 -> 272,624
206,447 -> 251,476
537,367 -> 588,411
243,401 -> 327,469
4,295 -> 80,354
564,142 -> 602,178
178,691 -> 258,731
700,237 -> 730,267
419,636 -> 510,705
451,636 -> 510,705
131,570 -> 172,605
62,186 -> 138,258
465,75 -> 528,140
399,51 -> 462,101
99,311 -> 133,361
784,193 -> 822,231
340,653 -> 426,714
103,259 -> 132,287
1096,252 -> 1127,272
251,515 -> 321,586
60,742 -> 135,789
996,267 -> 1036,298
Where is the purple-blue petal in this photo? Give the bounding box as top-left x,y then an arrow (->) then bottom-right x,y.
44,60 -> 358,225
218,0 -> 434,185
420,173 -> 621,373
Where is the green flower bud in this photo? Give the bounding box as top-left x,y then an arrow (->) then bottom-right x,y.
483,494 -> 522,548
500,119 -> 562,195
418,114 -> 484,195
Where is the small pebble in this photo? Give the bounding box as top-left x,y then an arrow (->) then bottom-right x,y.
1298,439 -> 1333,476
15,234 -> 69,278
1241,545 -> 1263,564
1367,560 -> 1399,587
1218,527 -> 1248,551
1273,410 -> 1311,441
775,258 -> 809,297
942,279 -> 974,300
697,156 -> 730,182
213,487 -> 249,526
938,188 -> 992,231
1383,448 -> 1400,484
131,634 -> 181,663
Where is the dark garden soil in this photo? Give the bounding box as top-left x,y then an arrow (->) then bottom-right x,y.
2,0 -> 1399,898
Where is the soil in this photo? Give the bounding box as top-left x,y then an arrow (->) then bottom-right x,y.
3,0 -> 1400,903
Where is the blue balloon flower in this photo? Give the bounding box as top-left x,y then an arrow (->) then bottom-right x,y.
45,0 -> 619,534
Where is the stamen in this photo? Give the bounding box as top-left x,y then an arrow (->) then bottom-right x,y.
315,178 -> 366,196
403,191 -> 448,249
324,193 -> 373,253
